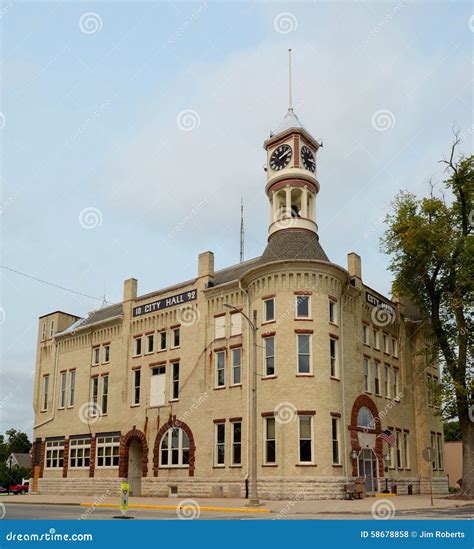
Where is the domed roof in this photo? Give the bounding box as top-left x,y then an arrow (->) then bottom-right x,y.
261,229 -> 329,263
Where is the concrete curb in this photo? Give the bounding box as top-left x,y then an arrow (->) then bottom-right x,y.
80,503 -> 271,513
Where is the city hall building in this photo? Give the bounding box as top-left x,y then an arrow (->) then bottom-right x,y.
31,106 -> 448,499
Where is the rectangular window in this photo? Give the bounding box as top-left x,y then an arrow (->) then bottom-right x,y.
362,324 -> 369,345
41,375 -> 49,411
133,337 -> 142,356
231,421 -> 242,466
264,417 -> 276,464
49,320 -> 55,338
383,334 -> 389,353
396,431 -> 402,468
215,315 -> 226,339
332,417 -> 340,465
299,416 -> 313,463
215,351 -> 225,387
146,335 -> 154,354
59,372 -> 67,409
374,330 -> 380,350
230,313 -> 242,336
101,375 -> 108,415
374,362 -> 380,395
427,374 -> 433,406
103,345 -> 110,363
171,362 -> 180,400
295,295 -> 310,318
403,432 -> 409,469
392,338 -> 398,358
96,435 -> 120,468
384,364 -> 390,398
264,336 -> 275,376
91,377 -> 99,415
150,365 -> 166,407
132,369 -> 141,405
69,437 -> 91,469
41,322 -> 46,341
172,327 -> 180,348
436,433 -> 443,470
264,298 -> 275,322
159,331 -> 167,351
45,439 -> 64,469
329,300 -> 337,324
231,348 -> 242,385
393,368 -> 399,399
329,337 -> 338,378
363,358 -> 370,392
93,347 -> 100,365
297,334 -> 311,374
69,370 -> 76,407
215,423 -> 225,466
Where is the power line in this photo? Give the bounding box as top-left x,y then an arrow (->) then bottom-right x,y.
0,265 -> 106,303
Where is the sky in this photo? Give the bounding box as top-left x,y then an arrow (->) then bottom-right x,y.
0,0 -> 472,437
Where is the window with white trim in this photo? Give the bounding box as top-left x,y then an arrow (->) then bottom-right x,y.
41,374 -> 49,411
357,406 -> 374,428
329,300 -> 337,324
146,334 -> 154,354
215,315 -> 226,339
59,371 -> 67,408
329,337 -> 338,378
374,330 -> 380,350
297,334 -> 311,374
374,362 -> 381,395
49,320 -> 55,338
45,439 -> 64,469
159,331 -> 167,351
295,295 -> 310,319
363,358 -> 370,392
91,377 -> 99,415
96,435 -> 120,468
41,322 -> 46,342
298,415 -> 313,463
230,313 -> 242,336
132,369 -> 141,405
362,324 -> 369,345
231,348 -> 241,385
264,336 -> 275,376
231,421 -> 242,466
101,375 -> 109,415
384,364 -> 390,398
383,334 -> 389,354
393,368 -> 399,399
172,327 -> 180,348
436,433 -> 443,470
264,417 -> 276,464
103,345 -> 110,363
396,431 -> 402,468
263,298 -> 275,322
332,417 -> 341,465
160,427 -> 190,467
69,437 -> 91,468
403,431 -> 409,469
93,347 -> 100,365
69,370 -> 76,407
392,337 -> 398,358
215,423 -> 225,466
171,362 -> 179,400
215,351 -> 225,387
133,337 -> 142,356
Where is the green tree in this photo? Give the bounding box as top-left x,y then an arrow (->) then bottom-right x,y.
444,421 -> 461,442
382,138 -> 473,497
5,429 -> 32,455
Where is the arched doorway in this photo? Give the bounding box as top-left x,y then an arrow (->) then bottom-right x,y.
358,448 -> 378,493
128,439 -> 143,496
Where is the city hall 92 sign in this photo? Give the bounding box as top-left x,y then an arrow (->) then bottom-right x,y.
133,289 -> 197,318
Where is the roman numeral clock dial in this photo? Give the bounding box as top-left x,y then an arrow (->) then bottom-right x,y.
270,144 -> 292,171
301,145 -> 316,173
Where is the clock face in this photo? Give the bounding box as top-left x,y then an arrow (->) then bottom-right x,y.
270,144 -> 292,171
301,145 -> 316,172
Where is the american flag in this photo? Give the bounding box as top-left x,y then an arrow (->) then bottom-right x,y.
377,430 -> 396,447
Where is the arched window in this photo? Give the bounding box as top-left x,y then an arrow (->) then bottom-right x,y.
160,427 -> 190,467
357,406 -> 374,429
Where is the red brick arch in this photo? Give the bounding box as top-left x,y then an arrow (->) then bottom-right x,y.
119,427 -> 149,478
153,415 -> 196,477
348,395 -> 384,478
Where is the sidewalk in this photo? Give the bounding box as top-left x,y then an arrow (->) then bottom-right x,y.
1,494 -> 472,514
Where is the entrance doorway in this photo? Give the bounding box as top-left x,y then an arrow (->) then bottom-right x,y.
358,449 -> 378,493
128,439 -> 143,496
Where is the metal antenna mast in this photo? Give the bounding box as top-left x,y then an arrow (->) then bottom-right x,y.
240,196 -> 245,263
288,48 -> 293,110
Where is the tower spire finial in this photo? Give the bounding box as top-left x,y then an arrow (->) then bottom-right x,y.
288,48 -> 293,111
239,196 -> 245,263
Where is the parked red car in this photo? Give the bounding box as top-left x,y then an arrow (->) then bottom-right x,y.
8,483 -> 29,494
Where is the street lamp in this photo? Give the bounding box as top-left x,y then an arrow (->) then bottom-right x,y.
224,303 -> 260,506
382,452 -> 391,493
